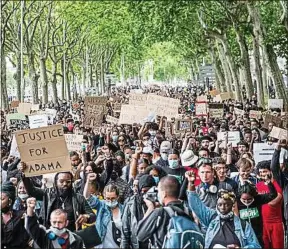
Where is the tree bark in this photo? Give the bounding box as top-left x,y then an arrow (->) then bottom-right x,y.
61,58 -> 65,100
1,50 -> 9,110
252,35 -> 264,107
66,61 -> 71,101
235,28 -> 254,100
40,58 -> 49,104
217,43 -> 232,93
13,51 -> 22,101
51,61 -> 58,103
28,52 -> 39,104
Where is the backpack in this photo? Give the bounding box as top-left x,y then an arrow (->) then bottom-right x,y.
162,206 -> 205,249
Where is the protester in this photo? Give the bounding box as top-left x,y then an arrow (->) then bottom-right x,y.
25,198 -> 84,249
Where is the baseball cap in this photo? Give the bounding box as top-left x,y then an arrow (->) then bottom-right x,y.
142,147 -> 153,156
181,150 -> 198,167
160,141 -> 171,153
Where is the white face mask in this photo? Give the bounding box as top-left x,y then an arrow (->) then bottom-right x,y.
161,153 -> 168,161
80,171 -> 84,179
49,226 -> 67,236
18,193 -> 29,201
149,130 -> 156,136
105,200 -> 118,209
240,198 -> 254,207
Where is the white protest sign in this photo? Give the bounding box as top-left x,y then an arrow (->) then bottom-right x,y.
234,108 -> 245,116
28,115 -> 49,129
253,143 -> 276,165
269,126 -> 288,140
65,134 -> 83,151
31,104 -> 40,111
106,115 -> 119,124
119,105 -> 149,124
6,113 -> 26,124
195,102 -> 207,116
268,99 -> 283,109
217,131 -> 241,148
17,103 -> 32,115
15,125 -> 70,177
9,135 -> 20,158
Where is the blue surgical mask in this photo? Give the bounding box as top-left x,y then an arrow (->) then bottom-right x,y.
168,159 -> 179,169
112,135 -> 118,142
152,176 -> 160,185
105,200 -> 118,209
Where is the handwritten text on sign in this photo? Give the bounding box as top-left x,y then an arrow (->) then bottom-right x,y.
65,134 -> 83,151
15,125 -> 70,177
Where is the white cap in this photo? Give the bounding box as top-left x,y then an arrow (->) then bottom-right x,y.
142,147 -> 154,155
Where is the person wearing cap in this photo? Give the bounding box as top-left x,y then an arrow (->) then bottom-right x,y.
186,172 -> 261,249
121,174 -> 155,249
141,147 -> 154,165
180,150 -> 201,186
1,181 -> 31,249
155,141 -> 172,168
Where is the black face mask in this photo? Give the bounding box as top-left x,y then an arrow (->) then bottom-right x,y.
1,206 -> 10,213
110,171 -> 118,181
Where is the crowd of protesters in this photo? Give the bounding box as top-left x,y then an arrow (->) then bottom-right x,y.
1,84 -> 287,249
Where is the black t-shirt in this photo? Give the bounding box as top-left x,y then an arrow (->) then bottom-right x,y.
209,218 -> 241,249
163,167 -> 186,184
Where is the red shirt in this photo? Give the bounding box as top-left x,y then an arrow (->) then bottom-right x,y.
256,180 -> 283,223
184,167 -> 201,186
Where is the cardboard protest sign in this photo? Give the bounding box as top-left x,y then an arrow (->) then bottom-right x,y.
72,103 -> 80,109
196,95 -> 208,102
268,99 -> 283,109
253,143 -> 276,165
217,131 -> 240,148
84,96 -> 107,105
175,119 -> 192,133
15,125 -> 70,177
195,102 -> 208,116
146,94 -> 180,119
129,94 -> 147,106
106,115 -> 119,124
11,100 -> 20,108
263,114 -> 282,129
113,102 -> 122,111
31,104 -> 40,111
269,127 -> 288,140
118,105 -> 149,124
65,134 -> 83,151
209,103 -> 224,118
220,92 -> 235,101
28,115 -> 49,129
249,110 -> 262,120
17,103 -> 32,115
234,108 -> 245,116
209,90 -> 220,97
213,94 -> 222,102
9,135 -> 20,158
83,107 -> 104,128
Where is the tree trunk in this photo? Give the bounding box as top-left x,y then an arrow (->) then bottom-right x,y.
40,58 -> 49,104
217,43 -> 232,93
51,61 -> 58,103
1,50 -> 9,110
235,28 -> 254,100
248,2 -> 288,104
100,54 -> 105,95
13,51 -> 21,101
28,53 -> 39,104
219,36 -> 242,101
81,63 -> 86,96
252,35 -> 264,107
66,61 -> 71,101
61,59 -> 65,100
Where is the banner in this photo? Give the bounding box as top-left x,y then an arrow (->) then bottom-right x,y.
65,134 -> 83,151
106,115 -> 119,124
29,115 -> 49,129
84,96 -> 107,105
11,101 -> 20,108
209,103 -> 224,118
129,94 -> 147,106
217,131 -> 240,148
119,105 -> 149,124
6,113 -> 26,124
195,102 -> 208,116
196,95 -> 208,102
249,110 -> 262,119
253,143 -> 276,165
269,127 -> 287,140
234,108 -> 245,116
17,103 -> 32,115
268,99 -> 283,109
9,135 -> 20,158
15,125 -> 70,177
175,119 -> 192,133
146,94 -> 179,119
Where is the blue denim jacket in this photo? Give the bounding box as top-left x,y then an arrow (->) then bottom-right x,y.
187,191 -> 261,249
87,196 -> 123,241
